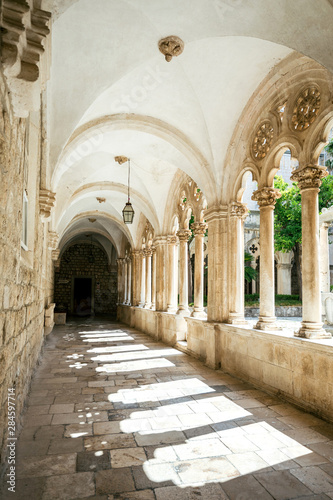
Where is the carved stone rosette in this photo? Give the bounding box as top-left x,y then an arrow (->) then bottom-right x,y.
158,36 -> 184,62
190,222 -> 208,236
290,165 -> 328,191
1,1 -> 52,117
48,231 -> 59,250
176,229 -> 192,242
291,87 -> 321,131
39,189 -> 56,220
251,121 -> 274,161
229,202 -> 249,219
252,187 -> 281,208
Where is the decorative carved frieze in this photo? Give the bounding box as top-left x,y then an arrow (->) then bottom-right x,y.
252,187 -> 281,208
1,1 -> 51,117
176,229 -> 192,242
39,189 -> 55,220
291,87 -> 321,131
291,164 -> 328,191
251,121 -> 274,161
229,202 -> 249,219
158,36 -> 184,62
190,222 -> 208,236
48,231 -> 59,250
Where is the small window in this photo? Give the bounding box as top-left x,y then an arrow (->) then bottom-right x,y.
21,190 -> 28,251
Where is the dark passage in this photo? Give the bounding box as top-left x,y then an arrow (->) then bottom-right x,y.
74,277 -> 92,315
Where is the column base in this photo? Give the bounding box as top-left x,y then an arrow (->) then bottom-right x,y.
294,322 -> 332,339
254,316 -> 281,331
176,307 -> 190,317
167,306 -> 177,314
138,302 -> 145,308
150,303 -> 156,310
227,314 -> 248,325
191,309 -> 207,319
144,303 -> 152,309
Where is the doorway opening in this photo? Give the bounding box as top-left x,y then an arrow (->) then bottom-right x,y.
73,277 -> 93,316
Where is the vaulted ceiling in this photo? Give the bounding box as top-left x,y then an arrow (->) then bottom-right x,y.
42,0 -> 333,255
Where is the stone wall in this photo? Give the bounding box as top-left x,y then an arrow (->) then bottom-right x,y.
0,71 -> 54,474
54,243 -> 117,315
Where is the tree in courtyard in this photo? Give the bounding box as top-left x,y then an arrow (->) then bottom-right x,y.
274,174 -> 333,299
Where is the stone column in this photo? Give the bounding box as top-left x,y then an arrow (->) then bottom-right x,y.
276,251 -> 292,295
320,222 -> 330,293
131,250 -> 140,306
144,248 -> 152,308
228,202 -> 248,324
252,187 -> 281,330
151,247 -> 156,310
154,236 -> 168,311
176,229 -> 192,316
190,222 -> 208,319
291,164 -> 331,338
167,235 -> 178,313
123,258 -> 128,304
126,257 -> 132,305
138,251 -> 145,307
116,258 -> 125,304
205,206 -> 229,322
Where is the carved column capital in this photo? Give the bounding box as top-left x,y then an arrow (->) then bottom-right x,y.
39,189 -> 56,220
290,164 -> 328,191
229,202 -> 249,219
320,222 -> 331,230
176,229 -> 192,242
143,248 -> 153,257
48,231 -> 59,250
167,235 -> 178,245
252,187 -> 281,208
153,236 -> 168,247
190,222 -> 208,236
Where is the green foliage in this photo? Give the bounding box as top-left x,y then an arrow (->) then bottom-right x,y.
273,174 -> 333,253
245,294 -> 301,307
274,176 -> 302,252
244,251 -> 257,283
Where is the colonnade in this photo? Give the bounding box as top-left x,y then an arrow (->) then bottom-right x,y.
117,164 -> 331,339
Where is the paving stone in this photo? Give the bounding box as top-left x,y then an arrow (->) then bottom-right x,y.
25,405 -> 51,415
77,450 -> 111,472
42,472 -> 95,499
49,403 -> 75,413
84,433 -> 136,451
155,483 -> 227,500
110,447 -> 147,468
221,474 -> 274,499
93,421 -> 122,435
95,468 -> 135,495
4,477 -> 47,500
17,439 -> 50,457
290,466 -> 333,493
23,414 -> 53,427
64,423 -> 93,438
48,437 -> 84,454
17,453 -> 77,478
255,470 -> 313,499
132,464 -> 176,489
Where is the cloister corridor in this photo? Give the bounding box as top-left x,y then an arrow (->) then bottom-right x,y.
3,318 -> 333,500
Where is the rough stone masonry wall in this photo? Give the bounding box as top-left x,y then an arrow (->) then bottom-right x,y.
0,71 -> 53,475
54,243 -> 117,315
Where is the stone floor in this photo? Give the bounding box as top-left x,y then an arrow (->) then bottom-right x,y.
3,318 -> 333,500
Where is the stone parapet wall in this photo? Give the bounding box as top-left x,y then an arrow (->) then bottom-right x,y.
0,71 -> 53,474
118,305 -> 333,423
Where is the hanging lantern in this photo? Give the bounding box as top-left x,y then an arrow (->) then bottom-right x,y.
122,158 -> 135,224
